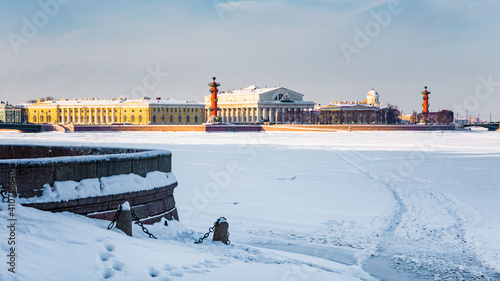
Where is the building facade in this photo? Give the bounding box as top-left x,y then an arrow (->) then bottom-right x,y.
24,97 -> 205,125
204,85 -> 315,123
317,89 -> 383,124
0,102 -> 23,123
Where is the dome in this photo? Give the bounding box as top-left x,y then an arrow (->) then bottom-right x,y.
367,89 -> 379,97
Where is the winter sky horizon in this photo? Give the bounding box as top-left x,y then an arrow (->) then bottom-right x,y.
1,0 -> 499,119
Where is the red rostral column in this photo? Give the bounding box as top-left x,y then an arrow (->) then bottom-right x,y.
209,77 -> 220,123
421,86 -> 431,120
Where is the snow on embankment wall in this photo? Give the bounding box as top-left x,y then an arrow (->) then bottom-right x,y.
0,145 -> 178,224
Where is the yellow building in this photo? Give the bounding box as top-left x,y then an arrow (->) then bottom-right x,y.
24,97 -> 206,125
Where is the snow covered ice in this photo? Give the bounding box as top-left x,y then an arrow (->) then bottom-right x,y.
1,130 -> 500,280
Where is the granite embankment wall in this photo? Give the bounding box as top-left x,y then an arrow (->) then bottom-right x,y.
0,145 -> 178,223
40,123 -> 456,132
261,124 -> 456,132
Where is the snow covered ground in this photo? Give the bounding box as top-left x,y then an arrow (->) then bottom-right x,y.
1,130 -> 500,281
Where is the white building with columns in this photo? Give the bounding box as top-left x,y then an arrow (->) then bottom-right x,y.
204,85 -> 315,123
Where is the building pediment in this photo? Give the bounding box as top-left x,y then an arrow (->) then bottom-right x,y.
259,88 -> 304,102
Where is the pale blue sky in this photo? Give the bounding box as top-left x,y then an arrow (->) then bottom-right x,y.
1,0 -> 499,119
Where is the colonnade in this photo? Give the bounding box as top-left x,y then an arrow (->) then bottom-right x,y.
59,107 -> 120,124
214,106 -> 312,124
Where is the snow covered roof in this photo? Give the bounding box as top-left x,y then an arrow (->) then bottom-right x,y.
244,85 -> 261,91
26,98 -> 204,107
320,102 -> 380,111
218,86 -> 304,97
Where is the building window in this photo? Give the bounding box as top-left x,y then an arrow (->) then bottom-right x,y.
131,115 -> 135,122
33,116 -> 37,123
195,115 -> 198,123
152,115 -> 156,123
170,115 -> 173,123
139,116 -> 142,123
178,115 -> 182,122
162,115 -> 165,123
123,116 -> 127,122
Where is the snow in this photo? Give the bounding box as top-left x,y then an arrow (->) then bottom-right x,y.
1,130 -> 500,280
17,171 -> 176,204
121,201 -> 130,211
0,149 -> 171,165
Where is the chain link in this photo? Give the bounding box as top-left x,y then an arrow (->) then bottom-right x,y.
0,184 -> 12,203
107,205 -> 122,230
131,210 -> 158,239
194,217 -> 230,245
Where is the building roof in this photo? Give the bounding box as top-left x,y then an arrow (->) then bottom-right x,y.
24,98 -> 203,107
218,86 -> 304,97
367,89 -> 379,97
319,102 -> 380,111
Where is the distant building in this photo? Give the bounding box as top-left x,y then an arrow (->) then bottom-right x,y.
317,89 -> 384,124
0,102 -> 23,123
204,85 -> 315,123
455,117 -> 480,124
400,114 -> 413,124
23,97 -> 206,125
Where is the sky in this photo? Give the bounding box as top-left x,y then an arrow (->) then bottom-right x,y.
0,0 -> 499,120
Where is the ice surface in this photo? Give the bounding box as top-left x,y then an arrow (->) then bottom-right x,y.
1,130 -> 499,280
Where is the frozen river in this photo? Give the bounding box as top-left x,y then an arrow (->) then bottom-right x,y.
1,130 -> 499,280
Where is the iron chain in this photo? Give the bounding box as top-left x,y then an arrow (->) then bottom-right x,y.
194,224 -> 216,244
107,205 -> 122,230
0,184 -> 11,203
131,210 -> 158,239
194,217 -> 230,245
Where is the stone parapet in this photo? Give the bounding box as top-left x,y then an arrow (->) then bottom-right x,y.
0,145 -> 178,224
